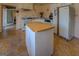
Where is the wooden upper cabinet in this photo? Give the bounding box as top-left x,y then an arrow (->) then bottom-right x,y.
33,4 -> 51,18
22,4 -> 33,9
17,3 -> 33,9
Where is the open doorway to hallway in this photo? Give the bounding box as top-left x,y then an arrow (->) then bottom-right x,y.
2,5 -> 16,31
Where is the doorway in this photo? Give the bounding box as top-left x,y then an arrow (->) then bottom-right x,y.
2,6 -> 16,30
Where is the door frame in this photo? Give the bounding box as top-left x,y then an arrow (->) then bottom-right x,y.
2,5 -> 16,30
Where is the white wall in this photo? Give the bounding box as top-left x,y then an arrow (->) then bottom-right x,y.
73,4 -> 79,38
3,8 -> 7,27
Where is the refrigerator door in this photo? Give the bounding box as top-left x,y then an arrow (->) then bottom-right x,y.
59,6 -> 70,39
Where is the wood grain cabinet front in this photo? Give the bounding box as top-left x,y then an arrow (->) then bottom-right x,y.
0,5 -> 2,32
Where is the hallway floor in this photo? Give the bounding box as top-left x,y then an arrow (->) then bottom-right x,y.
0,28 -> 79,56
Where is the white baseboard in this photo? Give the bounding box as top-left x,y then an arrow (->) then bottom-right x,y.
3,25 -> 15,30
74,35 -> 79,39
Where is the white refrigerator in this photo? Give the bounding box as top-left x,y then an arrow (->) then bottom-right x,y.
59,6 -> 75,40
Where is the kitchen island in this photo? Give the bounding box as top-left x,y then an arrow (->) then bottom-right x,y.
22,17 -> 45,30
25,22 -> 55,56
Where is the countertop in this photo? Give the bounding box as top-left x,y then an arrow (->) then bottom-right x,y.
22,17 -> 41,20
22,17 -> 49,20
26,22 -> 54,32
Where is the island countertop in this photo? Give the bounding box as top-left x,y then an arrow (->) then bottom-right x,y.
26,22 -> 55,32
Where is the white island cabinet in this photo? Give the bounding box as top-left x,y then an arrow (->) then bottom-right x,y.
25,22 -> 54,56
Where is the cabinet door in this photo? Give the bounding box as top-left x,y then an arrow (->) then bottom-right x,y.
0,5 -> 2,32
17,4 -> 33,9
25,27 -> 31,56
22,4 -> 33,9
25,26 -> 35,56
